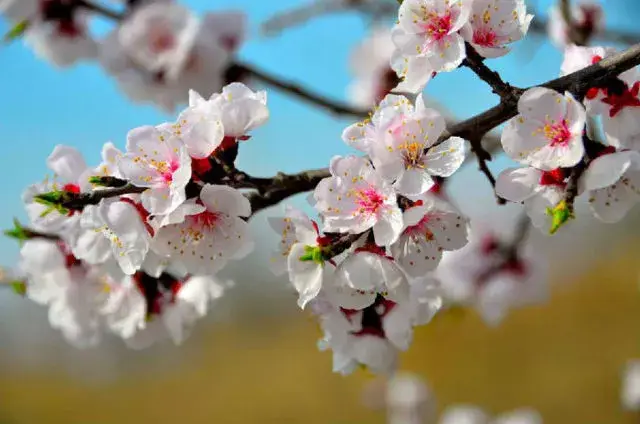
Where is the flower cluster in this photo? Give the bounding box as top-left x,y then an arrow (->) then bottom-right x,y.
496,46 -> 640,233
8,82 -> 268,348
1,0 -> 245,112
390,0 -> 533,92
269,93 -> 471,373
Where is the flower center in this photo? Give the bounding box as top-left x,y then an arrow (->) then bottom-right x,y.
404,213 -> 435,241
423,12 -> 453,41
190,211 -> 220,230
601,81 -> 640,118
353,187 -> 385,215
542,120 -> 572,146
152,159 -> 180,184
473,27 -> 497,47
149,27 -> 176,54
398,140 -> 426,169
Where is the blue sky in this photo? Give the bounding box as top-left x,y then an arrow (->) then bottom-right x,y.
0,0 -> 637,265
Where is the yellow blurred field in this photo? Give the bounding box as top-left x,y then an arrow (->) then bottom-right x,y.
1,242 -> 639,424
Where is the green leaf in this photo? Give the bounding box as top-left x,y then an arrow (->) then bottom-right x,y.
3,218 -> 29,241
3,20 -> 30,43
546,199 -> 574,235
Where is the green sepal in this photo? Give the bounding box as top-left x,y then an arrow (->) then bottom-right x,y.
3,20 -> 29,43
546,199 -> 574,235
298,245 -> 325,265
34,191 -> 70,216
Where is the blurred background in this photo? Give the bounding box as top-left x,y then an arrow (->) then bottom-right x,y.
1,0 -> 640,423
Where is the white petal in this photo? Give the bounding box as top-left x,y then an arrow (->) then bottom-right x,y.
47,145 -> 88,183
495,167 -> 541,202
200,184 -> 251,217
423,136 -> 466,177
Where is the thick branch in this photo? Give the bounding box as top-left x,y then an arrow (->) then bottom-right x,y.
246,168 -> 330,215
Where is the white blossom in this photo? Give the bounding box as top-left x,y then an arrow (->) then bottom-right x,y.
330,246 -> 410,309
391,195 -> 469,278
392,0 -> 471,74
152,184 -> 253,274
102,272 -> 230,349
460,0 -> 533,59
118,125 -> 192,216
313,155 -> 403,246
189,82 -> 269,138
581,149 -> 640,223
18,239 -> 110,348
501,87 -> 586,170
496,167 -> 569,231
342,94 -> 467,196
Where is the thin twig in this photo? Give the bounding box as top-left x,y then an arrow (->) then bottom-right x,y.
59,184 -> 146,210
76,0 -> 124,20
229,63 -> 370,119
462,43 -> 521,101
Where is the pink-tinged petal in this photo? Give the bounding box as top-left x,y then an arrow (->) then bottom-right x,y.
287,243 -> 324,309
495,167 -> 541,202
588,171 -> 640,223
582,151 -> 640,191
428,34 -> 466,72
397,0 -> 430,33
423,136 -> 466,176
392,27 -> 426,57
200,184 -> 251,217
391,234 -> 442,278
373,206 -> 404,246
47,145 -> 88,183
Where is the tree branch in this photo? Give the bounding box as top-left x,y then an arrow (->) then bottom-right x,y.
228,63 -> 370,119
462,43 -> 521,101
56,184 -> 146,210
76,0 -> 124,20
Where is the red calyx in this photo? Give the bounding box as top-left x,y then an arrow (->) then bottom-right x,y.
539,168 -> 566,187
601,81 -> 640,118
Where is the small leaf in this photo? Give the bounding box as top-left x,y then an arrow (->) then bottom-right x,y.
4,218 -> 28,241
546,199 -> 574,234
3,20 -> 30,43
